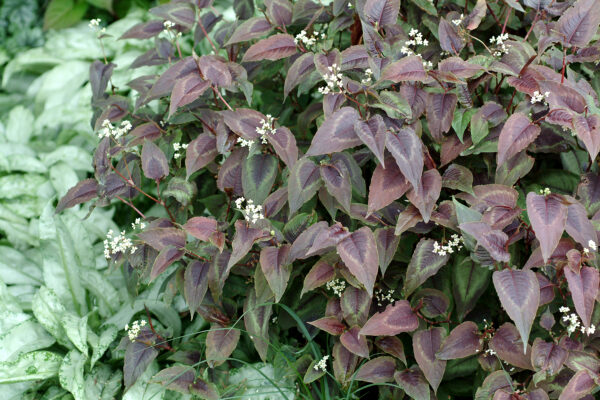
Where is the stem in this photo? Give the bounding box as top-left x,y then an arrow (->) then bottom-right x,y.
156,179 -> 177,222
197,17 -> 218,54
116,195 -> 146,219
524,11 -> 540,42
501,7 -> 511,35
486,3 -> 502,27
561,47 -> 567,84
212,86 -> 234,111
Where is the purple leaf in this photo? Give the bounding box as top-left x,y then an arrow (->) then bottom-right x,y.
267,126 -> 298,168
381,56 -> 428,82
288,157 -> 322,215
465,0 -> 487,30
150,2 -> 196,29
427,92 -> 457,142
438,57 -> 484,79
217,148 -> 245,196
138,228 -> 186,251
395,204 -> 423,236
243,288 -> 272,361
337,227 -> 379,295
354,115 -> 386,166
225,17 -> 272,46
301,259 -> 335,296
341,286 -> 371,326
189,378 -> 219,400
120,20 -> 165,39
308,316 -> 346,335
340,326 -> 369,358
205,325 -> 240,367
497,113 -> 541,166
459,222 -> 511,262
394,367 -> 430,400
375,227 -> 400,275
221,108 -> 265,140
184,261 -> 210,318
438,18 -> 465,53
265,0 -> 293,26
333,341 -> 359,386
141,140 -> 169,181
401,83 -> 428,120
151,246 -> 184,280
375,337 -> 407,364
489,323 -> 533,370
153,365 -> 195,394
565,200 -> 596,247
197,55 -> 232,87
227,220 -> 271,271
263,187 -> 288,218
386,126 -> 424,193
355,356 -> 396,383
185,133 -> 217,178
412,289 -> 450,318
320,162 -> 352,211
169,72 -> 210,116
472,184 -> 519,210
531,338 -> 568,376
493,269 -> 540,353
360,300 -> 418,336
406,168 -> 442,223
306,107 -> 361,156
557,0 -> 600,47
367,155 -> 410,215
341,46 -> 369,70
363,0 -> 400,27
559,370 -> 597,400
242,153 -> 278,204
284,52 -> 315,99
124,329 -> 159,389
442,163 -> 474,194
242,34 -> 297,62
260,245 -> 292,302
573,114 -> 600,161
56,179 -> 98,213
404,239 -> 450,297
130,122 -> 162,145
564,266 -> 599,328
183,216 -> 220,244
147,57 -> 196,101
413,328 -> 447,392
436,321 -> 482,360
540,80 -> 587,114
526,192 -> 568,263
288,221 -> 328,260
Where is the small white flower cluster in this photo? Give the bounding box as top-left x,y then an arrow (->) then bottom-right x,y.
98,119 -> 132,140
314,355 -> 329,372
104,229 -> 137,259
235,197 -> 265,223
255,115 -> 277,144
484,348 -> 496,356
173,142 -> 189,159
539,187 -> 551,196
325,278 -> 346,297
583,239 -> 597,255
452,14 -> 465,26
361,68 -> 373,85
131,218 -> 146,230
401,29 -> 432,68
237,137 -> 255,149
125,320 -> 147,341
560,307 -> 595,335
318,64 -> 344,95
89,18 -> 106,34
432,234 -> 464,256
294,30 -> 326,49
375,288 -> 395,306
489,33 -> 510,57
164,20 -> 175,30
530,91 -> 550,105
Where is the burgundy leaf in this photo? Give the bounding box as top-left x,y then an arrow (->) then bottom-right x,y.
130,122 -> 162,145
401,83 -> 428,120
367,156 -> 410,215
360,300 -> 418,336
183,216 -> 218,242
466,0 -> 487,30
386,126 -> 424,193
471,184 -> 519,210
489,323 -> 533,370
217,148 -> 245,196
375,337 -> 407,364
395,204 -> 423,236
141,140 -> 169,180
226,17 -> 272,46
404,238 -> 450,297
355,356 -> 396,383
221,108 -> 265,140
197,55 -> 232,87
436,321 -> 482,360
413,328 -> 447,392
559,370 -> 597,400
394,367 -> 430,400
381,56 -> 427,82
341,46 -> 369,70
169,73 -> 210,116
524,238 -> 575,270
438,57 -> 483,79
263,187 -> 288,218
493,269 -> 540,353
56,179 -> 98,213
406,168 -> 442,223
337,227 -> 379,295
306,107 -> 361,156
242,34 -> 297,62
438,18 -> 465,53
186,133 -> 217,178
531,338 -> 568,376
537,272 -> 556,305
427,92 -> 457,142
526,193 -> 568,262
540,80 -> 587,114
412,289 -> 450,318
124,330 -> 159,389
375,227 -> 400,275
341,286 -> 371,326
459,222 -> 511,262
564,266 -> 599,328
363,0 -> 400,26
288,221 -> 328,260
566,200 -> 596,247
184,261 -> 210,318
288,157 -> 322,215
340,326 -> 369,358
265,0 -> 293,25
138,228 -> 186,251
149,2 -> 196,29
308,316 -> 346,335
333,341 -> 359,386
354,115 -> 386,166
150,246 -> 184,280
306,222 -> 351,256
227,220 -> 271,271
205,325 -> 240,367
267,126 -> 298,168
557,0 -> 600,47
120,20 -> 164,39
301,259 -> 335,296
442,163 -> 474,194
497,113 -> 541,166
260,245 -> 292,302
153,365 -> 195,394
573,114 -> 600,161
284,52 -> 315,98
321,162 -> 352,211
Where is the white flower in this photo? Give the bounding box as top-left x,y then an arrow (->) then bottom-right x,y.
295,29 -> 323,49
172,142 -> 188,159
318,64 -> 345,95
484,348 -> 496,356
433,235 -> 464,256
235,197 -> 265,224
89,18 -> 101,30
588,240 -> 597,251
237,137 -> 255,149
452,14 -> 465,26
98,119 -> 132,139
126,320 -> 147,341
539,187 -> 551,196
490,33 -> 511,57
104,229 -> 136,259
375,288 -> 395,306
255,115 -> 277,144
531,91 -> 550,105
559,306 -> 570,313
314,355 -> 329,372
361,68 -> 373,85
131,218 -> 146,230
163,20 -> 175,29
326,279 -> 346,297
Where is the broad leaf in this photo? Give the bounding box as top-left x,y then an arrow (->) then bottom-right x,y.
227,220 -> 271,271
427,92 -> 457,142
320,162 -> 352,211
459,222 -> 510,262
367,156 -> 411,215
404,239 -> 450,297
242,34 -> 297,62
340,326 -> 369,358
306,107 -> 361,156
497,113 -> 541,166
355,357 -> 396,383
354,115 -> 386,166
406,168 -> 442,223
205,326 -> 240,367
413,328 -> 446,392
557,0 -> 600,47
184,261 -> 210,319
225,17 -> 272,46
141,140 -> 169,181
337,227 -> 379,295
375,227 -> 400,275
363,0 -> 400,26
559,370 -> 596,400
56,179 -> 98,213
360,300 -> 418,336
386,126 -> 424,193
531,338 -> 567,376
244,287 -> 272,362
526,193 -> 568,262
394,367 -> 430,400
341,286 -> 371,326
260,245 -> 292,302
453,256 -> 491,321
242,153 -> 278,204
124,330 -> 159,389
381,56 -> 427,82
436,321 -> 482,360
185,133 -> 217,178
564,266 -> 599,328
288,157 -> 322,215
489,323 -> 533,369
308,316 -> 346,335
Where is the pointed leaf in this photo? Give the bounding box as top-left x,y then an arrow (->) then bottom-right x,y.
205,326 -> 240,367
184,261 -> 210,318
354,115 -> 386,166
321,162 -> 352,211
267,126 -> 298,168
459,222 -> 511,262
404,239 -> 450,297
360,300 -> 418,336
308,316 -> 346,335
557,0 -> 600,47
302,259 -> 335,296
394,367 -> 430,400
124,330 -> 159,389
242,153 -> 278,204
489,323 -> 533,369
427,92 -> 457,142
436,321 -> 482,360
306,107 -> 361,156
260,245 -> 292,302
442,164 -> 473,194
526,193 -> 568,262
375,227 -> 400,275
150,246 -> 184,280
381,56 -> 428,82
242,34 -> 297,62
565,201 -> 596,247
227,220 -> 271,271
573,114 -> 600,161
333,341 -> 359,385
56,179 -> 98,213
558,370 -> 596,400
497,113 -> 541,166
341,286 -> 371,326
340,326 -> 369,358
169,73 -> 210,117
337,227 -> 379,295
531,338 -> 567,376
288,157 -> 321,215
284,52 -> 315,98
355,356 -> 396,383
185,133 -> 217,178
367,156 -> 411,215
244,287 -> 272,362
375,337 -> 406,364
413,328 -> 446,392
363,0 -> 400,26
453,256 -> 491,321
564,266 -> 599,328
406,168 -> 442,223
141,140 -> 169,180
386,126 -> 424,192
225,17 -> 272,46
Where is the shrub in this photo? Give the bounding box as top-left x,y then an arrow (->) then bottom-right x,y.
59,0 -> 600,398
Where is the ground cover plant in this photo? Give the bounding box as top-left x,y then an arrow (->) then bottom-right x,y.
12,0 -> 600,398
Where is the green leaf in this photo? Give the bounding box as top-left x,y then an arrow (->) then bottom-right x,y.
452,108 -> 476,143
89,325 -> 118,368
452,256 -> 491,321
86,0 -> 113,11
0,351 -> 62,383
60,313 -> 88,355
84,365 -> 122,400
408,0 -> 438,15
372,90 -> 412,120
59,349 -> 86,400
44,0 -> 89,30
32,286 -> 71,348
5,105 -> 34,144
470,112 -> 489,145
242,153 -> 278,204
0,319 -> 55,362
